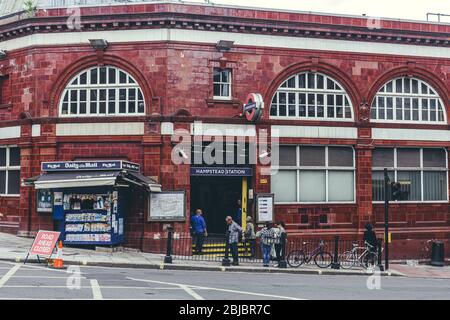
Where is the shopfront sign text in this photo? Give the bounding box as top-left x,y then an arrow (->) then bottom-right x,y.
42,160 -> 140,172
190,167 -> 253,177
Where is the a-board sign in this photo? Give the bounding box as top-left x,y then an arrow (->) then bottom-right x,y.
255,193 -> 274,223
148,191 -> 186,221
30,230 -> 61,256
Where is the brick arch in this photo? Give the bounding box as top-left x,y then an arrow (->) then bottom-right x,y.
367,66 -> 450,122
49,54 -> 154,117
263,61 -> 362,121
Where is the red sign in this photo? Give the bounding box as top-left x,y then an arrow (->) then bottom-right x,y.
243,93 -> 264,122
30,230 -> 61,256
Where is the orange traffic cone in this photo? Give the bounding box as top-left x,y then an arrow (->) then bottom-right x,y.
53,241 -> 64,269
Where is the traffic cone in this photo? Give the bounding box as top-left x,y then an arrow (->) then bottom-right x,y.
53,241 -> 64,269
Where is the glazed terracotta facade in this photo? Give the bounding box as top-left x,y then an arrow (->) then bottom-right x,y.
0,2 -> 449,259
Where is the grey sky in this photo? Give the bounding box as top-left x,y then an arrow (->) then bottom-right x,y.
191,0 -> 450,22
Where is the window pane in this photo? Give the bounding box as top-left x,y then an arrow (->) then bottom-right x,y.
0,171 -> 5,194
299,147 -> 325,166
271,171 -> 296,202
397,171 -> 421,201
299,171 -> 326,202
0,149 -> 6,167
397,148 -> 420,168
372,171 -> 394,201
372,148 -> 394,167
328,147 -> 353,167
9,148 -> 20,166
7,170 -> 20,195
328,171 -> 354,201
278,146 -> 297,166
213,84 -> 221,97
423,171 -> 447,201
423,149 -> 446,168
213,69 -> 221,83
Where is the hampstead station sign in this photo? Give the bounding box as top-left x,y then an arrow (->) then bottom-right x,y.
190,167 -> 253,177
42,160 -> 140,172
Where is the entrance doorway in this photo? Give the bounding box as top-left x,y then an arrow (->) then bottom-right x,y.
190,176 -> 242,235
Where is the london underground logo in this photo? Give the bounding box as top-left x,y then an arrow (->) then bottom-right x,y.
243,93 -> 264,122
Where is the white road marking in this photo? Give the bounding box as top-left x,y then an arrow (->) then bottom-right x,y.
1,285 -> 183,289
0,264 -> 21,288
90,279 -> 103,300
179,284 -> 204,300
127,277 -> 303,300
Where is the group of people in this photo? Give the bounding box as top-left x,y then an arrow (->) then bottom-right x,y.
191,208 -> 287,267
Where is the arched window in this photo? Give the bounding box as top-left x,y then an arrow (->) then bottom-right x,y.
269,72 -> 353,121
370,77 -> 446,124
59,66 -> 145,117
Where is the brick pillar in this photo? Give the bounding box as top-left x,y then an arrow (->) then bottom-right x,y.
18,122 -> 33,236
355,144 -> 373,230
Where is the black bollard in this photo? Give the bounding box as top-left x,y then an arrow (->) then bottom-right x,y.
377,238 -> 384,271
278,232 -> 287,268
331,235 -> 340,269
222,230 -> 231,267
164,225 -> 174,264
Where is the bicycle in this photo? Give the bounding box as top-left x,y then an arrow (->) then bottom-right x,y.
286,240 -> 333,268
339,241 -> 380,269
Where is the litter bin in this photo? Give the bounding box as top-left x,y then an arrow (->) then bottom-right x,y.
430,241 -> 445,267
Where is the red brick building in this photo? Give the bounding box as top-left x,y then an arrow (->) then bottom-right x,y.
0,1 -> 449,259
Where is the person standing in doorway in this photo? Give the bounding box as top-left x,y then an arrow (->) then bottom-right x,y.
235,199 -> 242,226
226,216 -> 242,266
191,209 -> 208,254
243,216 -> 256,257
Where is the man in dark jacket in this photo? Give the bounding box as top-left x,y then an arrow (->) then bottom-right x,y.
363,223 -> 378,253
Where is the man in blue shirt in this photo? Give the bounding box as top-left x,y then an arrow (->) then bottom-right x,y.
191,209 -> 208,254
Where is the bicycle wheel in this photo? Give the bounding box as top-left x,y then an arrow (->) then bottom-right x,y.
339,251 -> 357,269
314,251 -> 333,268
287,250 -> 306,268
362,251 -> 378,269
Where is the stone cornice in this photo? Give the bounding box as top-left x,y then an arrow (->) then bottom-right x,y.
0,11 -> 449,49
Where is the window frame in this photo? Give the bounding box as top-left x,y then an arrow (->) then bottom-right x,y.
213,68 -> 232,100
0,146 -> 21,197
370,77 -> 447,125
272,145 -> 356,204
59,66 -> 146,118
372,147 -> 449,203
269,72 -> 354,122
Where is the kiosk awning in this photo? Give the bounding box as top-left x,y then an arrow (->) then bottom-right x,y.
33,171 -> 121,189
124,171 -> 162,192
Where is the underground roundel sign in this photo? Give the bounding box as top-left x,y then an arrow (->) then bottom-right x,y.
243,93 -> 264,122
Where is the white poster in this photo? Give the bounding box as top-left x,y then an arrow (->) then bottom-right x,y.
149,191 -> 185,221
256,194 -> 274,223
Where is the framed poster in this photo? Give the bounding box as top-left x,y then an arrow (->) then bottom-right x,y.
148,191 -> 186,221
37,190 -> 53,213
255,193 -> 274,223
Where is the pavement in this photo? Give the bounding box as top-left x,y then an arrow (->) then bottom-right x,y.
0,261 -> 449,300
0,232 -> 449,279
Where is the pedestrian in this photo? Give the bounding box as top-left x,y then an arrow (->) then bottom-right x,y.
191,209 -> 208,254
225,215 -> 242,266
235,199 -> 242,226
274,221 -> 287,265
243,216 -> 256,257
363,223 -> 378,266
256,222 -> 278,267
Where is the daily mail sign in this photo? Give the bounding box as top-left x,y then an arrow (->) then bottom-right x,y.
41,160 -> 140,172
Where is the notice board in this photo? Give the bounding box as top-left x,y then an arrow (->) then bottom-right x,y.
148,191 -> 186,221
255,194 -> 274,223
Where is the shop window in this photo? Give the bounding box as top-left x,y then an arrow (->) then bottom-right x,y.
370,77 -> 446,124
213,68 -> 232,100
0,146 -> 20,196
271,146 -> 355,203
59,66 -> 145,117
372,148 -> 448,202
269,72 -> 353,121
